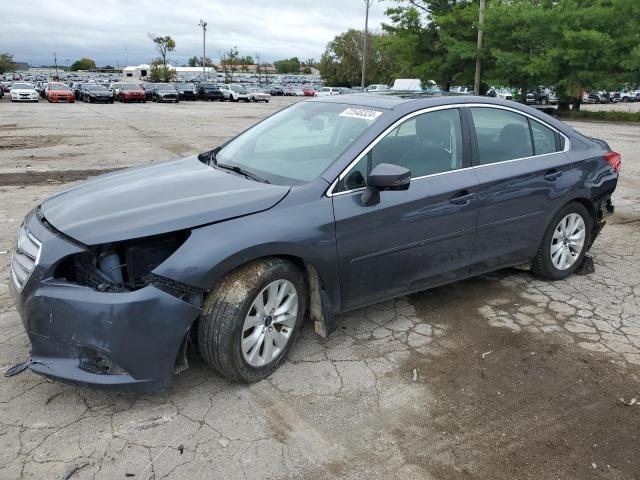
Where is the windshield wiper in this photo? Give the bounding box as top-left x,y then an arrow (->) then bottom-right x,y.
217,163 -> 270,184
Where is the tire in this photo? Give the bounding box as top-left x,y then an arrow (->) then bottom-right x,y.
531,202 -> 592,280
198,258 -> 307,382
541,97 -> 548,105
244,98 -> 250,103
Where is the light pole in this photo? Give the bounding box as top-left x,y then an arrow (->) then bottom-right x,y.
198,19 -> 208,81
474,0 -> 485,95
361,0 -> 373,90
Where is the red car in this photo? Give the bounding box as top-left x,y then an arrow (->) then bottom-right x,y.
117,84 -> 146,103
303,87 -> 317,96
46,83 -> 75,103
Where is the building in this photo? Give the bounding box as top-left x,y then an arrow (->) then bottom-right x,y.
122,64 -> 217,80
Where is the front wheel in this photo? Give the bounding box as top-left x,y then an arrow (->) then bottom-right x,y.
531,202 -> 591,280
198,258 -> 307,382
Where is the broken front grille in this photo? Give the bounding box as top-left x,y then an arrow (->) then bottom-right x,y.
11,226 -> 41,291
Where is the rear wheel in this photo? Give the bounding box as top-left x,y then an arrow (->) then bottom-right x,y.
531,202 -> 591,280
198,258 -> 307,382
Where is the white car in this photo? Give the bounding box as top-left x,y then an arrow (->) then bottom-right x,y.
248,88 -> 270,103
220,84 -> 250,102
314,87 -> 341,97
390,79 -> 423,91
365,84 -> 389,93
10,82 -> 39,102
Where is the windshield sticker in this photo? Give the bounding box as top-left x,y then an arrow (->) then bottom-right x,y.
339,108 -> 383,121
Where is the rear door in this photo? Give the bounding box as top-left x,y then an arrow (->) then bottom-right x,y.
332,107 -> 479,310
467,106 -> 572,269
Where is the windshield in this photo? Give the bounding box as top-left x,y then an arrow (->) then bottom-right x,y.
12,83 -> 33,89
50,84 -> 71,91
230,85 -> 245,92
120,84 -> 139,89
156,84 -> 175,91
87,85 -> 107,91
216,102 -> 384,185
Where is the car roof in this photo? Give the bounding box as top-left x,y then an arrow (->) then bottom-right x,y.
308,92 -> 542,112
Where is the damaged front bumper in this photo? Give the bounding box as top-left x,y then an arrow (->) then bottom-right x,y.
9,211 -> 202,393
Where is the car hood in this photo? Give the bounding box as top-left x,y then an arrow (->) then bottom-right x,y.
41,156 -> 290,245
11,88 -> 36,94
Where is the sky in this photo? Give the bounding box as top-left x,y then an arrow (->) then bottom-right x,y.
2,0 -> 395,67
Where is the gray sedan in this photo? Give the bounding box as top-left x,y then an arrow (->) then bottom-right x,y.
10,94 -> 619,392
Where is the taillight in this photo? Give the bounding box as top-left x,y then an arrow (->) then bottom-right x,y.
604,151 -> 621,173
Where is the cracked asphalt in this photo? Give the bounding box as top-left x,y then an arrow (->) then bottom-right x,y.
0,98 -> 639,479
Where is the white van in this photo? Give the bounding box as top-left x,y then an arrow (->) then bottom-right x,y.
390,79 -> 423,91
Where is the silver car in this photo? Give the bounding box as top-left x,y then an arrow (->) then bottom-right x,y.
248,88 -> 271,103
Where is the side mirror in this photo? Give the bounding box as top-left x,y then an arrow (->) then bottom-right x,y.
361,163 -> 411,206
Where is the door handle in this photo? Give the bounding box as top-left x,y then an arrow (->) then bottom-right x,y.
449,190 -> 475,206
544,169 -> 562,181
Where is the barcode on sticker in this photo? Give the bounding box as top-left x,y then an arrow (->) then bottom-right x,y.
339,108 -> 383,121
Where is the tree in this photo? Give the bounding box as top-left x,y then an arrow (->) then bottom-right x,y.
149,58 -> 175,82
69,57 -> 96,71
0,53 -> 15,74
319,30 -> 390,86
219,46 -> 239,82
149,35 -> 175,68
274,57 -> 301,74
188,55 -> 212,67
482,0 -> 640,109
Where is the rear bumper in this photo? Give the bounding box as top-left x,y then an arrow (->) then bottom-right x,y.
9,213 -> 201,393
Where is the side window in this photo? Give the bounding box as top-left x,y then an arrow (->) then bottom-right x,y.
336,109 -> 464,192
530,119 -> 559,155
471,108 -> 533,164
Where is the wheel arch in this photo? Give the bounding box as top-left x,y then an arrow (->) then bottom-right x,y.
205,252 -> 336,338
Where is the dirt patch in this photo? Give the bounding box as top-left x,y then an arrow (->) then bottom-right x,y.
400,275 -> 640,480
0,135 -> 67,150
0,168 -> 121,186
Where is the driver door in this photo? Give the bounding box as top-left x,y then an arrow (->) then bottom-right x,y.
331,108 -> 479,310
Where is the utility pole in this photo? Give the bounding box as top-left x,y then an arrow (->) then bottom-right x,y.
199,19 -> 208,81
474,0 -> 485,95
53,52 -> 59,79
361,0 -> 372,90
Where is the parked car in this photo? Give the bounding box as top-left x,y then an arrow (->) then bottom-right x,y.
248,88 -> 270,103
73,83 -> 86,100
613,91 -> 636,103
46,83 -> 75,103
151,84 -> 179,103
269,86 -> 285,96
486,88 -> 514,101
9,82 -> 39,102
526,88 -> 557,105
314,86 -> 341,97
142,83 -> 157,101
197,83 -> 224,101
9,96 -> 619,392
303,87 -> 317,96
82,84 -> 114,103
220,84 -> 250,102
116,84 -> 146,103
174,83 -> 197,101
391,79 -> 423,91
365,84 -> 389,93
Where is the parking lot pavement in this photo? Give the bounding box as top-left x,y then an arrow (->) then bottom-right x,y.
0,100 -> 639,479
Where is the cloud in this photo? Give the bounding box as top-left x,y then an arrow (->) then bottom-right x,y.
2,0 -> 394,66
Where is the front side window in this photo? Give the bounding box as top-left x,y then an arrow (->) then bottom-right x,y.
471,108 -> 533,164
216,102 -> 384,185
336,108 -> 464,192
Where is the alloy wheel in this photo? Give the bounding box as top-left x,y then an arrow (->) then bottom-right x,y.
550,213 -> 586,270
241,279 -> 298,367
